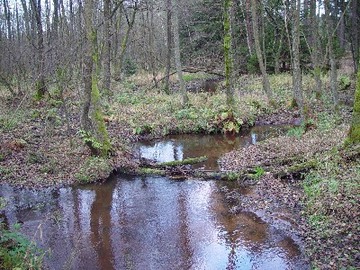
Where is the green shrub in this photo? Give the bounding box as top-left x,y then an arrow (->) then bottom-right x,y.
339,75 -> 351,90
247,54 -> 260,74
122,58 -> 137,76
0,223 -> 44,270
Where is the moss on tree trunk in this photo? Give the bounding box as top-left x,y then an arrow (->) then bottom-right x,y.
82,0 -> 111,157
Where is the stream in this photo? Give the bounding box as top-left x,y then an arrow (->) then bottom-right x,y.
0,126 -> 309,269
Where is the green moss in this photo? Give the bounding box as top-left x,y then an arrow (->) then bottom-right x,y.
89,29 -> 111,157
159,156 -> 207,166
137,168 -> 166,176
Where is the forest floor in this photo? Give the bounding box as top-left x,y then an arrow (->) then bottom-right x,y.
0,71 -> 359,269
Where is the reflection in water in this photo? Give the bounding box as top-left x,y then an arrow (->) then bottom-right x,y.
136,125 -> 290,170
0,175 -> 308,270
0,125 -> 307,269
89,180 -> 116,270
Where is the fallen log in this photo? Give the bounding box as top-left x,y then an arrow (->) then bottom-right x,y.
158,156 -> 207,167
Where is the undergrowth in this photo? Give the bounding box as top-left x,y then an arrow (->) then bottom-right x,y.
0,199 -> 45,270
302,148 -> 359,269
114,88 -> 271,137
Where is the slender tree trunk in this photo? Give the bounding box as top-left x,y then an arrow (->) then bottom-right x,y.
244,0 -> 254,56
148,1 -> 158,88
337,0 -> 346,49
350,0 -> 359,73
347,58 -> 360,144
164,0 -> 172,94
3,0 -> 12,40
291,0 -> 304,116
82,0 -> 111,156
274,32 -> 283,74
172,0 -> 188,107
82,0 -> 94,136
309,0 -> 322,98
230,0 -> 240,77
52,0 -> 60,38
224,0 -> 235,109
251,0 -> 273,103
115,4 -> 137,81
325,0 -> 339,109
69,0 -> 74,32
30,0 -> 47,99
283,1 -> 293,73
102,0 -> 111,93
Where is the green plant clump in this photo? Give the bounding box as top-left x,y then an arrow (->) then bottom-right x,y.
212,110 -> 243,134
286,126 -> 304,138
0,223 -> 44,270
251,166 -> 265,179
339,75 -> 351,90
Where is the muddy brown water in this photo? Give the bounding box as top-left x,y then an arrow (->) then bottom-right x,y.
0,126 -> 309,269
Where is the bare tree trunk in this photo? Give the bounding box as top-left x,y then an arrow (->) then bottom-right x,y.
150,3 -> 158,88
230,0 -> 240,77
172,0 -> 188,107
337,0 -> 346,49
283,0 -> 293,72
82,0 -> 93,136
30,0 -> 47,99
3,0 -> 12,40
115,4 -> 137,81
243,0 -> 254,56
224,0 -> 235,109
102,0 -> 111,93
309,0 -> 322,98
164,0 -> 172,94
51,0 -> 59,38
325,0 -> 339,109
274,32 -> 283,74
291,0 -> 304,116
251,0 -> 273,103
350,0 -> 359,73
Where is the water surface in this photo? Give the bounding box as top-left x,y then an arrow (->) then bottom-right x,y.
136,125 -> 288,170
0,125 -> 308,269
0,175 -> 306,269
